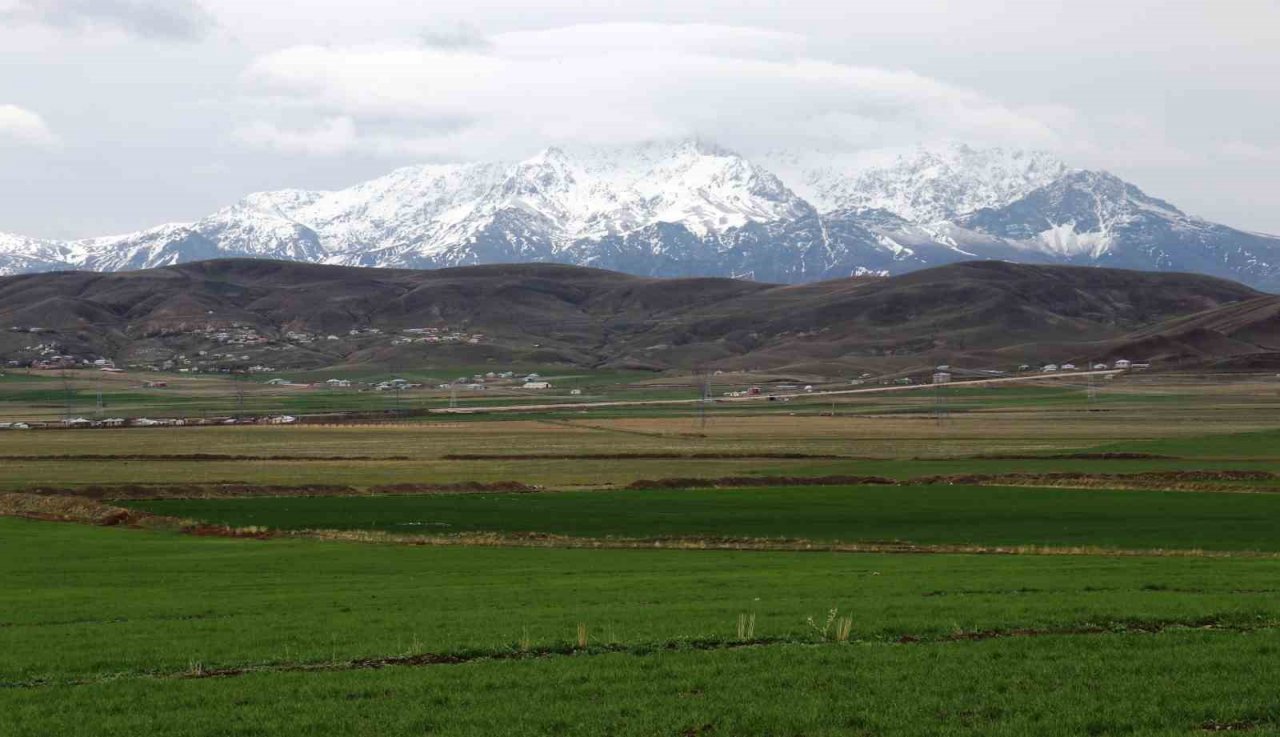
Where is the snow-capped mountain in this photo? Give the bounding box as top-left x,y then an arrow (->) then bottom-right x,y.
2,141 -> 1279,290
794,144 -> 1071,222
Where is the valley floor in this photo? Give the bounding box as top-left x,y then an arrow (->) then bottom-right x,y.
3,374 -> 1280,735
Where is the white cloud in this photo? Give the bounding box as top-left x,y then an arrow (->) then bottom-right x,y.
234,23 -> 1062,161
1217,141 -> 1280,164
233,117 -> 358,156
0,104 -> 57,147
1,0 -> 213,40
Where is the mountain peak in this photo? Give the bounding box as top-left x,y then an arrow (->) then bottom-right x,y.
804,144 -> 1071,222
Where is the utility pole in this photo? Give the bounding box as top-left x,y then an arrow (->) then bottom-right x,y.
234,370 -> 246,416
60,369 -> 74,423
932,368 -> 951,427
695,367 -> 711,431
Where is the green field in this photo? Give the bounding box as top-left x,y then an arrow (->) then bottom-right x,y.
127,483 -> 1280,552
2,518 -> 1279,735
8,631 -> 1279,736
5,375 -> 1280,734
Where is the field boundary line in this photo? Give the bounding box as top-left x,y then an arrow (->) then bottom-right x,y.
4,618 -> 1273,691
283,528 -> 1280,559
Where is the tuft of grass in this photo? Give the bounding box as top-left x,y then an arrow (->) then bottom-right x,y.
835,615 -> 853,643
736,612 -> 756,641
576,623 -> 588,649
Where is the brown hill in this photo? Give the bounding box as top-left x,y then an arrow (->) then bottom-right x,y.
0,259 -> 1262,374
1100,295 -> 1280,369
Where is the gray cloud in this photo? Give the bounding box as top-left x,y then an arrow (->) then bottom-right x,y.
418,23 -> 490,51
2,0 -> 214,40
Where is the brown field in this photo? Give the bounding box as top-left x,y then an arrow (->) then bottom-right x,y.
2,373 -> 1280,491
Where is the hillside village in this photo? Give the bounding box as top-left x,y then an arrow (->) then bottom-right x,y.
3,322 -> 488,374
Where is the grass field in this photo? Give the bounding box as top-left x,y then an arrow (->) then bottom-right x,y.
8,632 -> 1280,736
4,373 -> 1280,734
126,483 -> 1280,552
2,518 -> 1279,735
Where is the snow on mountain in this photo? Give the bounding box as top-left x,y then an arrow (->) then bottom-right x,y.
1,140 -> 1279,290
0,232 -> 77,273
959,170 -> 1280,284
794,144 -> 1071,222
961,170 -> 1186,256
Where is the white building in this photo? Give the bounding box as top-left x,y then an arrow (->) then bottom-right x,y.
1114,359 -> 1132,369
522,381 -> 552,390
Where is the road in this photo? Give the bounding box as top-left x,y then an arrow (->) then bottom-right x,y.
429,370 -> 1124,415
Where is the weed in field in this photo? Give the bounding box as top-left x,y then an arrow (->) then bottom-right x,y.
807,608 -> 853,643
736,612 -> 756,640
519,628 -> 531,653
576,623 -> 588,649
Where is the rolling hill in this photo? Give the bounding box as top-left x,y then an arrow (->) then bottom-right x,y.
0,259 -> 1268,375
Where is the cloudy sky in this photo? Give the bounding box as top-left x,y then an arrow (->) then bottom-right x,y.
1,0 -> 1277,238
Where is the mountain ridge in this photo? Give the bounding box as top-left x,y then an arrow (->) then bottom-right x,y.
3,142 -> 1279,289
